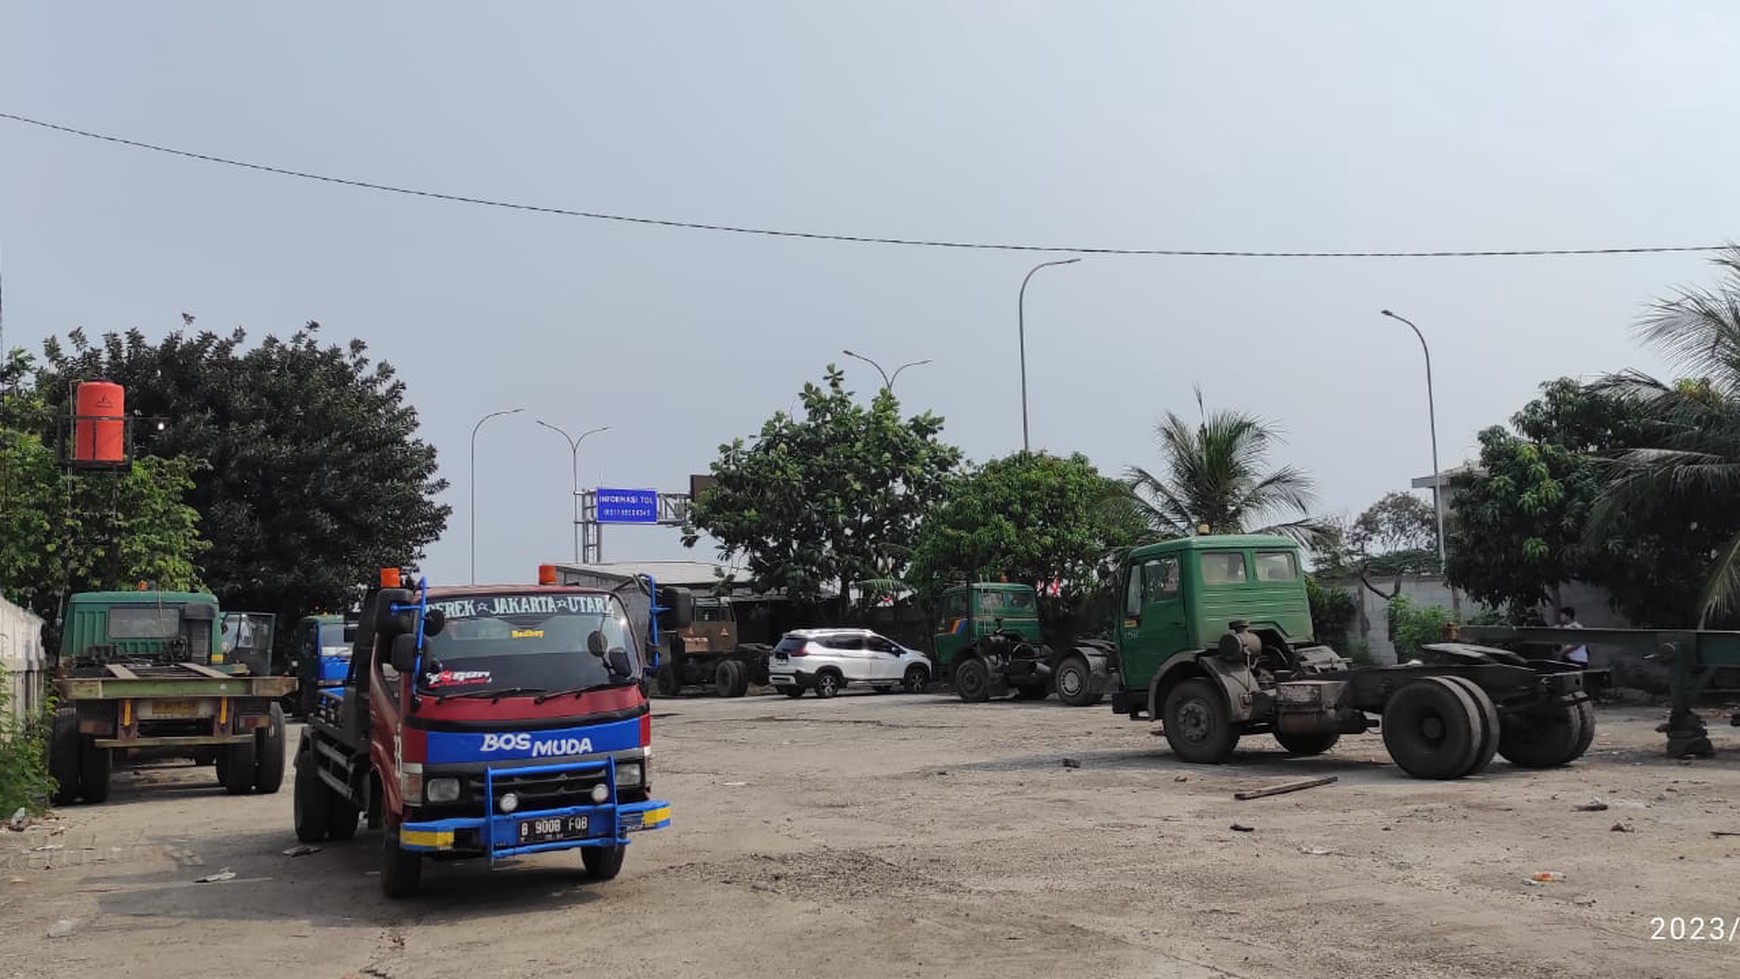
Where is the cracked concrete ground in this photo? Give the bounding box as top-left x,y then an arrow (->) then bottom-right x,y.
3,693 -> 1738,978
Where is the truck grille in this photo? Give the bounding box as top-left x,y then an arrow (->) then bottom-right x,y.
472,767 -> 608,813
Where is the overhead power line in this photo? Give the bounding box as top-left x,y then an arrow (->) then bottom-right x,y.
1,110 -> 1730,260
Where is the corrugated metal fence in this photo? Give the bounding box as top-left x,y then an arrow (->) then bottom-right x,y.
1,595 -> 48,730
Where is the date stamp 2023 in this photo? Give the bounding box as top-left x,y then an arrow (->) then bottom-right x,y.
1649,917 -> 1739,941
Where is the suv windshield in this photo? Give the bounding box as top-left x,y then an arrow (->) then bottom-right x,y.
417,592 -> 640,696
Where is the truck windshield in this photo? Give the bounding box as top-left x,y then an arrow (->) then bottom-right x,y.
417,592 -> 640,696
108,607 -> 183,639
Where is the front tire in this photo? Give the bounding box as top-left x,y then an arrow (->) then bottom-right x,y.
953,658 -> 991,703
293,746 -> 332,843
1162,679 -> 1239,764
381,821 -> 423,899
715,659 -> 746,698
222,739 -> 257,795
582,845 -> 625,880
902,665 -> 930,694
78,737 -> 112,804
48,707 -> 81,806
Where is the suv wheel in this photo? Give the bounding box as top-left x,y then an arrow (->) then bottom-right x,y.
813,670 -> 843,699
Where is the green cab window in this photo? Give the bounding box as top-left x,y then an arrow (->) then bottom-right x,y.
1200,552 -> 1248,586
1254,550 -> 1299,582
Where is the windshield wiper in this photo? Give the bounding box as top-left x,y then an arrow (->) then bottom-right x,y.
532,678 -> 635,704
434,686 -> 547,703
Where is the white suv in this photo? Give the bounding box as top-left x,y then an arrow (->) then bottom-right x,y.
767,628 -> 932,698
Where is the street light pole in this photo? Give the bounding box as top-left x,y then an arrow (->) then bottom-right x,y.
1018,257 -> 1081,452
841,349 -> 933,393
470,407 -> 524,583
1380,309 -> 1448,574
536,420 -> 610,564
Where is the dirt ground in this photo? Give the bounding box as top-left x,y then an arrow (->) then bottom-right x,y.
3,693 -> 1738,979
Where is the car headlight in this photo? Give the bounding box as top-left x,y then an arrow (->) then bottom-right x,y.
425,777 -> 461,804
590,783 -> 610,804
499,791 -> 520,813
615,761 -> 644,789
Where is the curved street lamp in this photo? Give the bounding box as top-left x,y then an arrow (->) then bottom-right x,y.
841,348 -> 932,393
1018,258 -> 1081,451
1380,309 -> 1447,573
470,407 -> 524,583
536,420 -> 611,563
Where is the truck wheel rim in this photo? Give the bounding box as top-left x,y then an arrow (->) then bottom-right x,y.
1177,699 -> 1213,742
1059,667 -> 1081,696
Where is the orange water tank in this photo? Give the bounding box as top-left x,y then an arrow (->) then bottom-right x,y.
72,380 -> 127,466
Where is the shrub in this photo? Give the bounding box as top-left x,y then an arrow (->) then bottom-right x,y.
1388,594 -> 1455,660
0,665 -> 55,815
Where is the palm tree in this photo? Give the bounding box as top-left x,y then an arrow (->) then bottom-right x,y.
1590,246 -> 1740,625
1122,387 -> 1328,546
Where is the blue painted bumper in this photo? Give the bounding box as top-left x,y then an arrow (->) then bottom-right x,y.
399,757 -> 670,862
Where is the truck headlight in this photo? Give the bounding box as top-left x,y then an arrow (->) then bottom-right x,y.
590,783 -> 610,804
425,777 -> 461,804
615,761 -> 643,788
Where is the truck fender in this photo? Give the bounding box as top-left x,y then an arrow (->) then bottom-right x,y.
1147,652 -> 1260,724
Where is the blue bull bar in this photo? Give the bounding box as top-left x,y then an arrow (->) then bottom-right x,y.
399,756 -> 672,862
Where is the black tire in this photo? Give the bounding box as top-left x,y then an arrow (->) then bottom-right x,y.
1440,676 -> 1500,776
48,707 -> 81,806
1497,697 -> 1586,769
1569,694 -> 1596,760
654,663 -> 682,697
253,704 -> 286,793
953,658 -> 991,703
715,659 -> 745,698
222,739 -> 256,795
327,794 -> 362,841
1054,655 -> 1101,707
1014,682 -> 1049,701
1382,676 -> 1481,780
781,684 -> 807,698
293,746 -> 332,843
381,821 -> 423,899
215,750 -> 230,785
813,670 -> 843,699
78,736 -> 112,804
902,665 -> 929,694
582,845 -> 626,880
1273,730 -> 1341,756
1161,679 -> 1240,764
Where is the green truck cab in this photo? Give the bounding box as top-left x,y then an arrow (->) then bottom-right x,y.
1107,534 -> 1595,779
50,590 -> 295,805
931,581 -> 1114,707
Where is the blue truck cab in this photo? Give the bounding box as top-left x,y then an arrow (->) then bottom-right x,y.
292,565 -> 693,898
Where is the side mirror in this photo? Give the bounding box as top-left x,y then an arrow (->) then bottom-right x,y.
390,633 -> 419,674
423,608 -> 445,637
658,586 -> 695,630
606,649 -> 633,678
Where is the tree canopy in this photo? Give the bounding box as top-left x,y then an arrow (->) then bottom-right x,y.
681,365 -> 962,607
7,322 -> 449,634
907,451 -> 1146,607
1123,388 -> 1326,545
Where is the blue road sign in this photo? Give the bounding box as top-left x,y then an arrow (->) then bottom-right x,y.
596,487 -> 659,524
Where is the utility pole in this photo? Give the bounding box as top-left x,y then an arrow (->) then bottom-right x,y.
469,407 -> 523,583
1017,258 -> 1081,452
536,420 -> 610,564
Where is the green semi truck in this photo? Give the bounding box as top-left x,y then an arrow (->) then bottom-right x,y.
930,581 -> 1115,707
1102,534 -> 1593,777
49,589 -> 296,804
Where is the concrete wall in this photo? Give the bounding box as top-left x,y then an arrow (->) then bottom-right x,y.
1317,574 -> 1629,666
1,595 -> 48,730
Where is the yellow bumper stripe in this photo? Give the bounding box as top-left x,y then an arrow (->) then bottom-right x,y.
401,828 -> 453,849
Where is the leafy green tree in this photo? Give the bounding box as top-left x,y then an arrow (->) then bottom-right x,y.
0,426 -> 207,620
1589,247 -> 1740,625
1123,388 -> 1327,545
682,365 -> 962,610
12,323 -> 449,636
908,451 -> 1146,638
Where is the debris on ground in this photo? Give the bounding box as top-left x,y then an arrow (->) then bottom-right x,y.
282,845 -> 321,857
1061,758 -> 1081,769
1526,871 -> 1567,885
1298,845 -> 1336,856
31,843 -> 64,852
1173,775 -> 1188,782
1573,799 -> 1609,812
1572,896 -> 1597,907
1230,823 -> 1255,832
1233,775 -> 1338,801
721,781 -> 749,787
7,807 -> 28,832
1711,830 -> 1740,838
194,868 -> 237,883
46,919 -> 78,939
1610,822 -> 1634,833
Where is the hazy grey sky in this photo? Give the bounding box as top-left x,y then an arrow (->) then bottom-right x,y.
3,3 -> 1734,584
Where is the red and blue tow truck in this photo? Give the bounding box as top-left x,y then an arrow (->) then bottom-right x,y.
292,564 -> 693,897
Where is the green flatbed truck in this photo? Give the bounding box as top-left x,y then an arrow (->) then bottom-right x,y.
1106,535 -> 1594,778
49,590 -> 296,804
